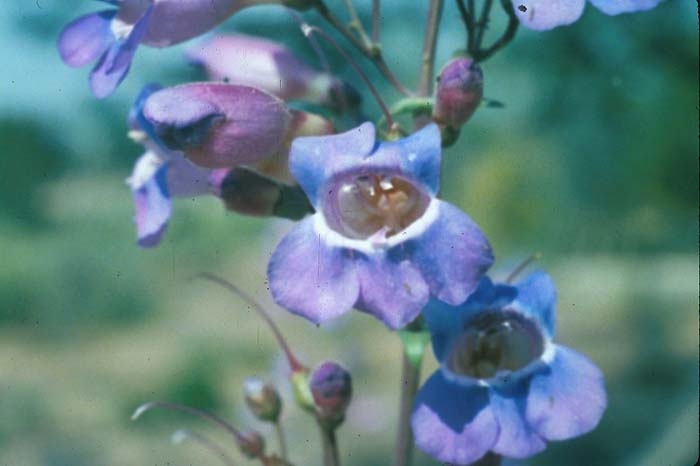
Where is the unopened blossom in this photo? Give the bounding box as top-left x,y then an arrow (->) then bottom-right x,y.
57,0 -> 295,98
267,122 -> 494,330
412,272 -> 606,465
309,361 -> 353,426
243,377 -> 283,423
512,0 -> 664,31
433,57 -> 483,129
187,34 -> 360,111
142,83 -> 292,169
127,84 -> 213,247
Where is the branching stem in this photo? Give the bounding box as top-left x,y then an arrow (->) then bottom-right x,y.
418,0 -> 444,97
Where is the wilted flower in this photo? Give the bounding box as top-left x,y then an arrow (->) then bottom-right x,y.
187,34 -> 361,111
267,122 -> 493,329
412,272 -> 606,465
512,0 -> 664,31
127,84 -> 213,247
433,57 -> 483,130
57,0 -> 298,98
309,361 -> 353,426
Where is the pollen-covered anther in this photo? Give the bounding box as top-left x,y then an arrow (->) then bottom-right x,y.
330,174 -> 429,240
447,310 -> 545,379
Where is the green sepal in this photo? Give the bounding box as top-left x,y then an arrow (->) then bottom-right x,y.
389,97 -> 434,118
273,185 -> 314,220
399,329 -> 431,370
291,370 -> 315,413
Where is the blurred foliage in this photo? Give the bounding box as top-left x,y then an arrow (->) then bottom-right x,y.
0,1 -> 696,465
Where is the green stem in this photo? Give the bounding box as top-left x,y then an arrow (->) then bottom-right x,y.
391,352 -> 422,466
319,425 -> 340,466
313,0 -> 411,96
418,0 -> 445,97
274,421 -> 289,461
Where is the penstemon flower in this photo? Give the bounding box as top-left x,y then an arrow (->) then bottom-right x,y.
187,34 -> 361,112
512,0 -> 664,31
127,84 -> 213,247
267,122 -> 494,329
57,0 -> 301,98
412,272 -> 607,465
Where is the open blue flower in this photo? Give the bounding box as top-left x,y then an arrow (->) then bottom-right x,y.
412,272 -> 606,464
57,0 -> 281,98
512,0 -> 664,31
126,84 -> 213,247
267,123 -> 494,330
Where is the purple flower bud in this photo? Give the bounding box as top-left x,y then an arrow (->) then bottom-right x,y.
243,377 -> 283,423
433,57 -> 483,129
143,83 -> 292,168
187,34 -> 360,111
309,361 -> 352,426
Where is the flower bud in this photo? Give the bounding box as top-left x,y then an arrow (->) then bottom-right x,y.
309,361 -> 352,426
432,57 -> 483,129
187,34 -> 360,111
243,377 -> 283,423
238,430 -> 266,459
143,83 -> 291,168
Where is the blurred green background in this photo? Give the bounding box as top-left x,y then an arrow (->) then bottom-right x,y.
0,1 -> 697,465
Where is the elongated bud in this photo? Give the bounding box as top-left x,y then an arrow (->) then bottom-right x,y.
143,83 -> 291,168
433,57 -> 483,129
239,430 -> 266,459
187,34 -> 359,112
243,377 -> 283,423
309,361 -> 352,427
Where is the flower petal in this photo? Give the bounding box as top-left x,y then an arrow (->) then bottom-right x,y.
511,0 -> 586,30
514,271 -> 557,337
489,381 -> 547,459
588,0 -> 663,16
355,252 -> 429,329
412,371 -> 498,464
58,10 -> 116,68
128,152 -> 171,248
89,5 -> 153,98
410,201 -> 494,306
290,122 -> 376,207
268,217 -> 360,325
386,123 -> 441,195
526,345 -> 606,440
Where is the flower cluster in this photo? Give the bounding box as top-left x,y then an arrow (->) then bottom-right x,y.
56,0 -> 664,465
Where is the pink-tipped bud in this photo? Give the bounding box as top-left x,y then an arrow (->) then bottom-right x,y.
238,430 -> 266,459
243,377 -> 283,423
433,57 -> 483,129
186,34 -> 360,112
143,83 -> 291,169
309,361 -> 352,427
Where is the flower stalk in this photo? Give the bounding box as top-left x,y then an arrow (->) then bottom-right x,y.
418,0 -> 445,97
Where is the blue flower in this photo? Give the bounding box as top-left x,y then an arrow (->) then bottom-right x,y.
126,84 -> 213,247
412,272 -> 606,464
57,0 -> 281,98
267,123 -> 494,330
511,0 -> 664,31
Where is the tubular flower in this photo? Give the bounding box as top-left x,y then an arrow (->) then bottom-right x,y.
512,0 -> 664,31
412,272 -> 607,465
142,83 -> 292,169
267,122 -> 494,330
57,0 -> 288,98
187,34 -> 361,112
126,84 -> 213,247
